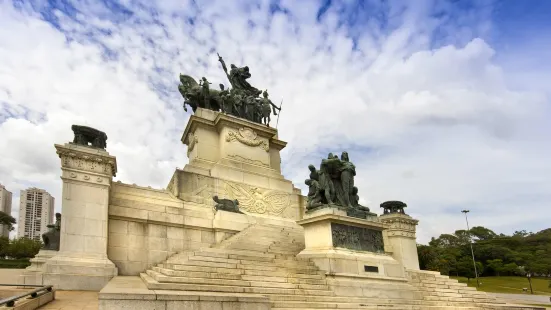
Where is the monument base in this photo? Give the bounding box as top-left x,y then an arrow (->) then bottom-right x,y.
42,253 -> 117,291
297,208 -> 406,280
20,250 -> 57,285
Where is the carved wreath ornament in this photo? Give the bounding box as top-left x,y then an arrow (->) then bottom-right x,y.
226,127 -> 269,152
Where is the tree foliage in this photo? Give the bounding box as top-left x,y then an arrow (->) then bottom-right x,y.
418,226 -> 551,278
0,211 -> 16,231
0,237 -> 42,259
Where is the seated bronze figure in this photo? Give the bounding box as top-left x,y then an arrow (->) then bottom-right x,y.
42,213 -> 61,251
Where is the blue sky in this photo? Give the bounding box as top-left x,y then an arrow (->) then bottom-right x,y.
1,0 -> 550,242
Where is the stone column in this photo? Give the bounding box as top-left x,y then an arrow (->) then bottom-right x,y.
380,213 -> 420,270
43,143 -> 118,290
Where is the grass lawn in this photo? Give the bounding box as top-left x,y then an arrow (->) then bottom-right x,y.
450,276 -> 551,295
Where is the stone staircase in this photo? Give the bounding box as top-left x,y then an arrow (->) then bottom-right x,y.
407,270 -> 511,308
141,223 -> 542,310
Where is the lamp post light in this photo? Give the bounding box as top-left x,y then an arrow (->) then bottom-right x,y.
526,272 -> 533,294
461,210 -> 480,287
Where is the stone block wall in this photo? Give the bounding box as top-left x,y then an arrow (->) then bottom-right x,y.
107,182 -> 234,275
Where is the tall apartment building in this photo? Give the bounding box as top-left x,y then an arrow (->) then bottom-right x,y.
0,184 -> 13,238
18,188 -> 55,241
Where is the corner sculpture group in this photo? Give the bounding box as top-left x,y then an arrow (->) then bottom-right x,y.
305,152 -> 373,217
178,54 -> 281,126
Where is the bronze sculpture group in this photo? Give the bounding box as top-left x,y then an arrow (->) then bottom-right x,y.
178,54 -> 281,126
305,152 -> 372,217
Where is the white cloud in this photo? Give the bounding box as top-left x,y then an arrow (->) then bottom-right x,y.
0,0 -> 549,243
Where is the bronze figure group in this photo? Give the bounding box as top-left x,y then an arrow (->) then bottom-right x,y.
305,152 -> 370,214
178,54 -> 281,126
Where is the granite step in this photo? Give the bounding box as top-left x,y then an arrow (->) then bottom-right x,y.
195,247 -> 276,259
149,269 -> 330,290
162,259 -> 320,273
243,269 -> 325,279
141,273 -> 333,296
152,266 -> 243,279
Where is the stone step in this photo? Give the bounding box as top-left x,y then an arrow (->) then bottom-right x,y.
243,269 -> 325,279
141,273 -> 333,296
271,305 -> 489,310
199,247 -> 276,259
240,274 -> 326,285
148,269 -> 330,290
270,301 -> 486,309
159,263 -> 245,274
164,256 -> 318,272
224,244 -> 272,251
153,266 -> 325,281
148,270 -> 250,286
152,266 -> 243,280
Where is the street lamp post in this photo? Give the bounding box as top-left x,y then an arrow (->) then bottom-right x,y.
526,273 -> 533,294
461,210 -> 480,287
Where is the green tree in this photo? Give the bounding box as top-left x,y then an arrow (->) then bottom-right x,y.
501,262 -> 519,276
429,234 -> 462,248
7,237 -> 42,259
469,226 -> 497,241
0,211 -> 16,232
457,257 -> 483,282
454,230 -> 471,245
487,259 -> 504,276
513,230 -> 532,238
417,244 -> 439,271
0,236 -> 9,258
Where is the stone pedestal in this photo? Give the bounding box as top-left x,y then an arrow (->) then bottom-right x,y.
296,208 -> 405,279
166,108 -> 304,221
21,250 -> 57,285
42,143 -> 118,290
380,213 -> 420,270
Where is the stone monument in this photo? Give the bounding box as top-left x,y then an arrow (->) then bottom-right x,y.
23,54 -> 515,309
29,125 -> 118,290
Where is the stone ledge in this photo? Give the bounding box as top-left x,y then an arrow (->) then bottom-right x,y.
99,276 -> 269,309
326,272 -> 408,282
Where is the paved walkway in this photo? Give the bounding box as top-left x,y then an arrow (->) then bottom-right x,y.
30,290 -> 551,310
489,292 -> 551,307
38,291 -> 98,310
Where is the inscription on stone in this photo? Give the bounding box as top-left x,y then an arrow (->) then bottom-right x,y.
331,223 -> 384,253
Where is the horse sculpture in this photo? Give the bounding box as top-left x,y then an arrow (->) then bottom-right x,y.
178,74 -> 223,113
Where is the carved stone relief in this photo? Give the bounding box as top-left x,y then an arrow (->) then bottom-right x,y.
225,127 -> 269,152
331,223 -> 384,253
223,181 -> 289,216
57,149 -> 116,176
187,132 -> 198,156
227,154 -> 269,167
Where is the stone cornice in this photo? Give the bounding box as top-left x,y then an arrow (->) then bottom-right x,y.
297,213 -> 387,230
55,143 -> 117,177
180,110 -> 287,149
379,214 -> 419,226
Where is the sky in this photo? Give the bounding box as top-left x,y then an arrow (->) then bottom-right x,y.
1,0 -> 550,243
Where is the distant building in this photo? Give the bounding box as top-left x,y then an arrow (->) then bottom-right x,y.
0,184 -> 13,238
18,188 -> 54,241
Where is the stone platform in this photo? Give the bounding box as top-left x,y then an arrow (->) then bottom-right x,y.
99,222 -> 544,310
